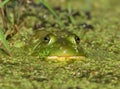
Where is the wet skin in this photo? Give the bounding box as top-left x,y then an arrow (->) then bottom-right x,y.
26,30 -> 85,61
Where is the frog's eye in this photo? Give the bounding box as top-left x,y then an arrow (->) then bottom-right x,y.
67,35 -> 80,44
44,35 -> 50,43
43,34 -> 56,45
75,36 -> 80,44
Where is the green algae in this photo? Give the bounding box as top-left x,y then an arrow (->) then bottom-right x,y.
0,0 -> 120,89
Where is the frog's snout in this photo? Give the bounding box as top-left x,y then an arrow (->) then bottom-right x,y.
47,38 -> 85,61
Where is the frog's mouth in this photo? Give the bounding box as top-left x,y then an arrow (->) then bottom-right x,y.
47,56 -> 85,61
45,46 -> 85,61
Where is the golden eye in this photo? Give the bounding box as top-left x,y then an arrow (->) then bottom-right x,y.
44,35 -> 50,43
75,36 -> 80,44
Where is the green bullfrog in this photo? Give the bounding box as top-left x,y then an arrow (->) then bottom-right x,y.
26,30 -> 85,61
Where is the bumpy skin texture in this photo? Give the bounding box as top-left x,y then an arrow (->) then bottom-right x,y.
26,30 -> 85,61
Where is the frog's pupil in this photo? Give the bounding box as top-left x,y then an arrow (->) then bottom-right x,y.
44,35 -> 50,42
75,36 -> 80,44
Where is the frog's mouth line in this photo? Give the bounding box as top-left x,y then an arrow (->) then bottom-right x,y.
47,56 -> 85,61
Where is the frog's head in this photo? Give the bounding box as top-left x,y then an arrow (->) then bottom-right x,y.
29,30 -> 85,61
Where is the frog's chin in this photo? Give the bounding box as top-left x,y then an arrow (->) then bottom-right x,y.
47,56 -> 85,61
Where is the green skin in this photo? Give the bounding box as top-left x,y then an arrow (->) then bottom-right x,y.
27,30 -> 85,60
